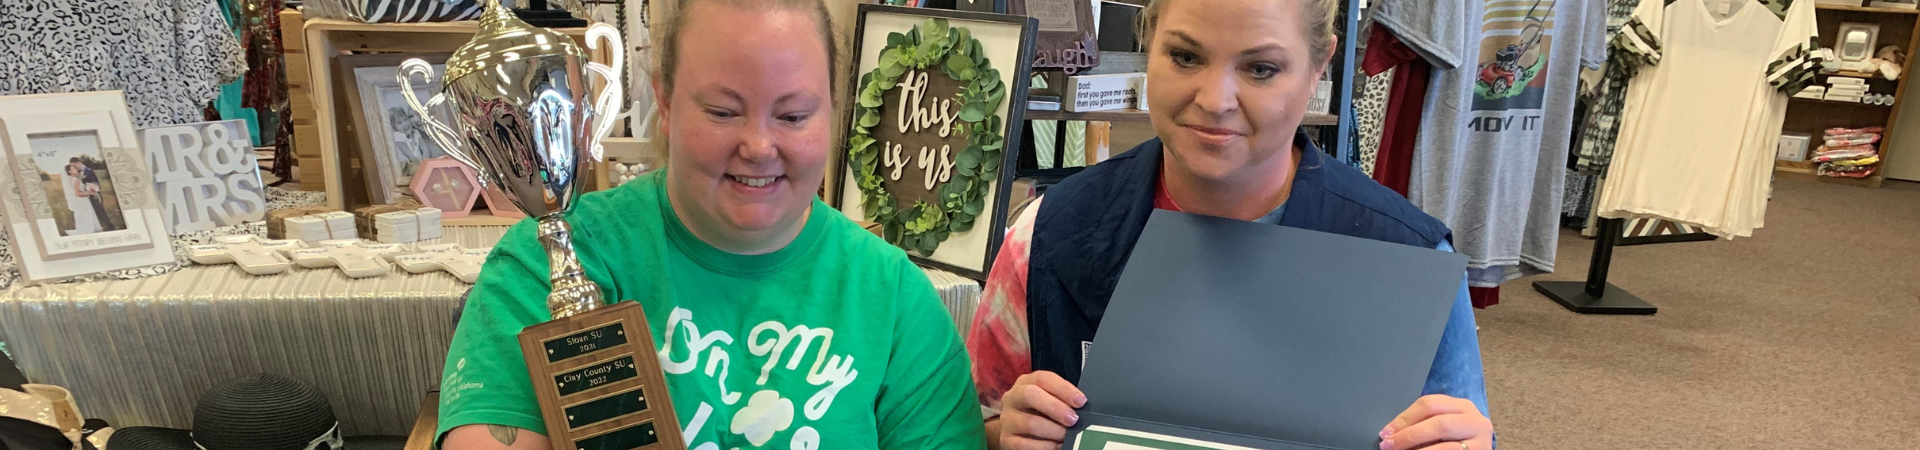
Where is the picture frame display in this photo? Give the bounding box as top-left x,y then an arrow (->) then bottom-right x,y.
837,4 -> 1036,279
1011,0 -> 1098,73
0,91 -> 177,284
336,52 -> 456,208
1836,22 -> 1880,63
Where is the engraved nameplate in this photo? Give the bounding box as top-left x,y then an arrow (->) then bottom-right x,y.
521,302 -> 686,449
555,354 -> 639,396
575,421 -> 661,450
565,386 -> 651,430
545,321 -> 631,363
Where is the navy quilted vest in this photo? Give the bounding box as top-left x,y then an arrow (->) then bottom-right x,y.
1026,135 -> 1453,383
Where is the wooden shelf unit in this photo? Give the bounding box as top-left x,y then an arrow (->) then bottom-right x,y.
280,9 -> 325,190
299,18 -> 607,209
1791,96 -> 1893,107
1779,5 -> 1920,188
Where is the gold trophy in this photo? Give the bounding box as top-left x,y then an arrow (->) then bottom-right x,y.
399,2 -> 685,448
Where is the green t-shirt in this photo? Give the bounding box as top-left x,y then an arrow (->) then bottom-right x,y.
438,171 -> 986,449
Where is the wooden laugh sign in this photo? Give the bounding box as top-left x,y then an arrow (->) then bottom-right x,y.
519,302 -> 685,450
871,69 -> 967,211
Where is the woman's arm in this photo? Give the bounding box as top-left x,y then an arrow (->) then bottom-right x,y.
441,425 -> 550,450
436,221 -> 569,447
1380,240 -> 1493,450
966,200 -> 1090,450
1420,241 -> 1491,414
967,198 -> 1044,415
873,260 -> 988,449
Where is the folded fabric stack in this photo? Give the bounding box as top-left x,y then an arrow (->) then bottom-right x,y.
1813,126 -> 1883,178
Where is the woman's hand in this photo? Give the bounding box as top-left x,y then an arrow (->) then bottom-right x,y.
1379,394 -> 1492,450
994,371 -> 1087,450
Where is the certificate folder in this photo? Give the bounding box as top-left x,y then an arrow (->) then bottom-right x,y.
1064,210 -> 1467,450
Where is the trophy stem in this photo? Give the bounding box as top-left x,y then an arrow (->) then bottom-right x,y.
536,214 -> 604,319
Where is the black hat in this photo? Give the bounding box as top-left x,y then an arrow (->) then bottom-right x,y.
0,416 -> 97,450
105,374 -> 405,450
193,373 -> 339,450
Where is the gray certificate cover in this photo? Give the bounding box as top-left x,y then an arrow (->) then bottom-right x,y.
1064,210 -> 1467,450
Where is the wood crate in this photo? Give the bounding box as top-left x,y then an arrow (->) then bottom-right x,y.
280,8 -> 325,191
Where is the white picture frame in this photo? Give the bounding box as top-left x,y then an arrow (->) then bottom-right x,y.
0,91 -> 177,284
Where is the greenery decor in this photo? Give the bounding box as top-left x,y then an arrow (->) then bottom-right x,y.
847,18 -> 1009,256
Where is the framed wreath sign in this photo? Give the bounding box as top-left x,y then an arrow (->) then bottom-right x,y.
836,4 -> 1036,279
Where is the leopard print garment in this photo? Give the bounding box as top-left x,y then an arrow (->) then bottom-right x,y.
0,0 -> 246,128
1353,68 -> 1395,177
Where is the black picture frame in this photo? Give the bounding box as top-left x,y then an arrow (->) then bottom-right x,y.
835,4 -> 1037,280
1011,0 -> 1098,73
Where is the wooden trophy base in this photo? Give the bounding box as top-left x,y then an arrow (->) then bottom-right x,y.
519,301 -> 686,450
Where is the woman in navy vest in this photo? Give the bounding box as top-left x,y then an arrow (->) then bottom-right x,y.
965,0 -> 1494,449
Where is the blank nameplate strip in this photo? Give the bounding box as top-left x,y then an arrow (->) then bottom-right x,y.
572,421 -> 661,450
564,386 -> 651,430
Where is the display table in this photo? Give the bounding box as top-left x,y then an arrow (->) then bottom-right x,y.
0,225 -> 984,437
0,227 -> 508,435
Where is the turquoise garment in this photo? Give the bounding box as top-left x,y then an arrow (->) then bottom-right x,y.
213,0 -> 262,144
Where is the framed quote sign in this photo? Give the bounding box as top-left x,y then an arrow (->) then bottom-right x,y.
837,4 -> 1036,279
0,92 -> 177,284
1012,0 -> 1098,73
138,119 -> 268,235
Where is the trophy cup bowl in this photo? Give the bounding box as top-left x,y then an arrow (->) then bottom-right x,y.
398,0 -> 624,318
396,3 -> 686,449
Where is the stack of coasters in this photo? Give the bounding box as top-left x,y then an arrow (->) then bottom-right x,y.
353,202 -> 422,241
266,206 -> 339,240
356,203 -> 444,243
375,207 -> 444,243
416,207 -> 444,240
322,211 -> 356,240
282,215 -> 330,242
374,210 -> 418,243
269,207 -> 357,242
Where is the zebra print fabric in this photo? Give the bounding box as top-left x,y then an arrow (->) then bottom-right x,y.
304,0 -> 485,23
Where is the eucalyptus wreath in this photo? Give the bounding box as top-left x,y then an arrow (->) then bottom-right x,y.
847,18 -> 1008,256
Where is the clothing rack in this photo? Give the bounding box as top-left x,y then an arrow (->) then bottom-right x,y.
1531,217 -> 1657,315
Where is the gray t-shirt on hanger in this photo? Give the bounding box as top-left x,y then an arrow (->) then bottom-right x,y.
1380,0 -> 1607,287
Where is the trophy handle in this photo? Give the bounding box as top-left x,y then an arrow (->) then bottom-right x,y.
398,59 -> 483,173
584,23 -> 626,162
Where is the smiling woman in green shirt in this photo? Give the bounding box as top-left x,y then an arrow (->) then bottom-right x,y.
434,0 -> 988,448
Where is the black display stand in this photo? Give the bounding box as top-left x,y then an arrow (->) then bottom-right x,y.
1531,218 -> 1657,315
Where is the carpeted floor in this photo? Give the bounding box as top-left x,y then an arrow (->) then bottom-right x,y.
1477,178 -> 1920,449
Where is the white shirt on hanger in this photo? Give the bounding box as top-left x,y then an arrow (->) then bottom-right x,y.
1599,0 -> 1820,238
